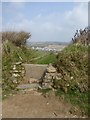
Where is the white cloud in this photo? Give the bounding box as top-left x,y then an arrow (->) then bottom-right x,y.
3,2 -> 88,42
1,0 -> 89,2
65,3 -> 88,27
2,0 -> 26,2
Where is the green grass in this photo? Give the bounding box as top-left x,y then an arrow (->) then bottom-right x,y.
54,44 -> 88,116
3,41 -> 49,63
38,88 -> 52,94
55,88 -> 88,116
32,52 -> 57,64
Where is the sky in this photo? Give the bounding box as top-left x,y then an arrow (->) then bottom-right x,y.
2,1 -> 88,43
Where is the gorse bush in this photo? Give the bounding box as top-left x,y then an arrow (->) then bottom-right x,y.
54,44 -> 88,93
53,44 -> 88,115
2,31 -> 31,46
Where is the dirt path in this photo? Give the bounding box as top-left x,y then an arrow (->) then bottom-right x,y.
2,64 -> 82,118
2,90 -> 79,118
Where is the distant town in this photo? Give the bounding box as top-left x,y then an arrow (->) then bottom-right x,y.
26,42 -> 69,52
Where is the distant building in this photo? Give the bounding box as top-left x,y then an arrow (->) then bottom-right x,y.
31,46 -> 65,52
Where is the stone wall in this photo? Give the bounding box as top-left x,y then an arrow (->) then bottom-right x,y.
40,63 -> 88,93
11,62 -> 25,85
40,64 -> 61,89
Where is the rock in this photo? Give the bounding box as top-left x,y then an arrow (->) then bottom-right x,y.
29,78 -> 38,84
40,64 -> 57,89
13,65 -> 16,70
55,75 -> 61,80
46,64 -> 56,73
71,76 -> 73,80
12,73 -> 20,77
38,85 -> 42,89
15,62 -> 22,65
50,73 -> 57,79
44,74 -> 52,80
13,70 -> 20,73
42,82 -> 53,89
53,112 -> 57,116
43,79 -> 52,83
13,79 -> 17,84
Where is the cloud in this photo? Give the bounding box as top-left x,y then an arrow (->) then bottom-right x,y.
64,3 -> 88,27
2,0 -> 26,2
1,0 -> 89,2
2,2 -> 88,42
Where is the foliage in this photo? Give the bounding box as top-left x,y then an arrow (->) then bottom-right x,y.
54,44 -> 88,93
2,31 -> 31,46
55,88 -> 88,116
2,41 -> 26,98
54,44 -> 88,116
2,40 -> 57,98
32,52 -> 57,64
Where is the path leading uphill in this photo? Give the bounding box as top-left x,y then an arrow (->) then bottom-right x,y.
2,64 -> 83,118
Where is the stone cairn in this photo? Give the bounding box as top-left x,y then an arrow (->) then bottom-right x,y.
10,62 -> 25,85
40,64 -> 61,89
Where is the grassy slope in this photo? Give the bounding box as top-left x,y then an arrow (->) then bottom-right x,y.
54,44 -> 88,116
3,41 -> 57,64
54,44 -> 88,92
32,52 -> 57,64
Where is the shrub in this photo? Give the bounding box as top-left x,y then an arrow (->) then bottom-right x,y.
54,44 -> 88,93
2,31 -> 31,46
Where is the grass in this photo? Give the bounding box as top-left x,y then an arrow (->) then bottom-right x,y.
32,52 -> 57,64
54,44 -> 88,93
54,44 -> 88,116
2,40 -> 57,98
2,88 -> 20,100
55,88 -> 88,116
38,88 -> 52,94
3,40 -> 57,64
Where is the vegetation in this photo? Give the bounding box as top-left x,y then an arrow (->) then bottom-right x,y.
2,38 -> 57,98
3,40 -> 56,64
31,52 -> 57,64
2,31 -> 31,46
53,44 -> 88,116
53,28 -> 89,116
55,88 -> 88,116
54,44 -> 88,93
2,29 -> 89,116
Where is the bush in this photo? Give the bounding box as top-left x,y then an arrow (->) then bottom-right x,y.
54,44 -> 88,93
2,31 -> 31,46
53,44 -> 88,116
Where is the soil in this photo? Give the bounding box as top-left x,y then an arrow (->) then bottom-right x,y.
2,90 -> 80,118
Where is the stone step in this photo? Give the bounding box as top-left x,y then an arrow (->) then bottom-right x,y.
17,83 -> 39,90
23,64 -> 47,83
